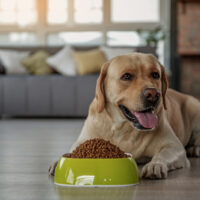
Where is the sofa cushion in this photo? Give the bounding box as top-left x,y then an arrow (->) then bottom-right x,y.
73,49 -> 106,75
47,46 -> 76,76
22,50 -> 53,75
0,49 -> 29,74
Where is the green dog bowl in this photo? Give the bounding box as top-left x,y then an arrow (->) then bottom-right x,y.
54,154 -> 139,187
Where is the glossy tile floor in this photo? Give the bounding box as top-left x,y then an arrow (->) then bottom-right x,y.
0,119 -> 199,200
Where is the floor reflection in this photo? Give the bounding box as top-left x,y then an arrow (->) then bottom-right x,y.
54,185 -> 138,200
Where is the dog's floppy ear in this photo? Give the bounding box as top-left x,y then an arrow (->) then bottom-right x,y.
160,64 -> 168,110
95,61 -> 110,113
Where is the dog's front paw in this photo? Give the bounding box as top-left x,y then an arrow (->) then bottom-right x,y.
141,161 -> 168,179
48,161 -> 58,176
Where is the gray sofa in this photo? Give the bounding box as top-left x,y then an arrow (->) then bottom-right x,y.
0,74 -> 98,117
0,46 -> 156,117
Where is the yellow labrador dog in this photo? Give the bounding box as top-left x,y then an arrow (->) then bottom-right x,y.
49,53 -> 200,179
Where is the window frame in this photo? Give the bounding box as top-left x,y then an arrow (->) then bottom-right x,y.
0,0 -> 167,46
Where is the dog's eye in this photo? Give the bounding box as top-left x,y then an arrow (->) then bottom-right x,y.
121,73 -> 134,81
151,72 -> 160,79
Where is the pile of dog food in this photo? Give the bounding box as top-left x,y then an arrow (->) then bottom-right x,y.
63,138 -> 129,158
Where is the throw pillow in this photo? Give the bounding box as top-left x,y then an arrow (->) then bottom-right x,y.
100,46 -> 135,60
73,49 -> 106,75
46,46 -> 76,76
0,50 -> 29,74
22,50 -> 53,75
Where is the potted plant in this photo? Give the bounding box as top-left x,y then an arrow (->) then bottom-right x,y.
137,26 -> 166,49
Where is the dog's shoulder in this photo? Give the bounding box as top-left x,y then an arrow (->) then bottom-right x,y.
166,88 -> 199,109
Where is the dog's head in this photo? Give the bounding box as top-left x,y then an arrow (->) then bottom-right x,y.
94,53 -> 168,131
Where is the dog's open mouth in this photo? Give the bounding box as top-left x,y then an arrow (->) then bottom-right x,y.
119,104 -> 158,130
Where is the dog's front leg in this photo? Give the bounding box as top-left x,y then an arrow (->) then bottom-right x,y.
141,146 -> 190,179
141,130 -> 190,179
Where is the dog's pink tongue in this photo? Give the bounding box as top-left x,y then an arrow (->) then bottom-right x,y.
133,112 -> 158,129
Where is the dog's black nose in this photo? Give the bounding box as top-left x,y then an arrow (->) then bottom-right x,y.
143,88 -> 160,106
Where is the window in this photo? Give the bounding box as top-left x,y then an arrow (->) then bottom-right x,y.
47,0 -> 68,24
107,31 -> 141,46
0,0 -> 165,47
0,0 -> 37,26
48,32 -> 103,46
111,0 -> 159,22
0,32 -> 37,46
74,0 -> 103,23
0,0 -> 169,68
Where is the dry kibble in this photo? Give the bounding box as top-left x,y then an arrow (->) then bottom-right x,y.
63,138 -> 129,158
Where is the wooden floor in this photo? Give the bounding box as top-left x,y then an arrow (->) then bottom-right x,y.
0,119 -> 199,200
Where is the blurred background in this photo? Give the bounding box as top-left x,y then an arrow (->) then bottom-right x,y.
0,0 -> 199,118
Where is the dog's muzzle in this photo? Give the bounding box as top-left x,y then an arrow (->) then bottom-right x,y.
119,104 -> 158,131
